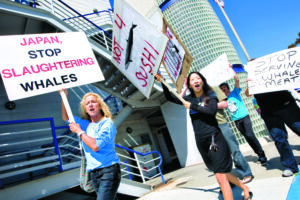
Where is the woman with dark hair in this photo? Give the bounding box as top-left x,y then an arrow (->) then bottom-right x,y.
60,89 -> 121,200
155,72 -> 252,200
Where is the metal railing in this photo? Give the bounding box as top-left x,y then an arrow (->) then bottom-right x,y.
33,0 -> 113,50
0,118 -> 165,188
0,118 -> 78,187
116,144 -> 165,184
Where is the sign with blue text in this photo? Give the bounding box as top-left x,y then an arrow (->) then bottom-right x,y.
0,32 -> 104,101
246,47 -> 300,95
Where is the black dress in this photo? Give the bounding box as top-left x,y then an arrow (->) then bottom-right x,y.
162,84 -> 232,173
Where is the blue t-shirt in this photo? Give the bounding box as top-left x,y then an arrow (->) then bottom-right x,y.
227,87 -> 249,121
74,116 -> 120,171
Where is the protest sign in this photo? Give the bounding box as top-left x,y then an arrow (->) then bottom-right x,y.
0,32 -> 104,101
200,53 -> 233,86
162,18 -> 192,93
112,0 -> 168,98
246,47 -> 300,95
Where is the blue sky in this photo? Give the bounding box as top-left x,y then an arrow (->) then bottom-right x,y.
210,0 -> 300,64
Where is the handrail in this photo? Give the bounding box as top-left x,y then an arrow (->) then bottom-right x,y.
63,9 -> 113,26
0,118 -> 64,171
58,0 -> 112,38
115,144 -> 165,184
0,117 -> 165,188
34,0 -> 113,50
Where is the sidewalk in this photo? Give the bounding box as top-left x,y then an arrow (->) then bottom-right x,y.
140,130 -> 300,200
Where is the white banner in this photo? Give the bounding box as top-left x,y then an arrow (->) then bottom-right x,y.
112,0 -> 168,98
200,53 -> 233,86
246,47 -> 300,94
0,32 -> 104,101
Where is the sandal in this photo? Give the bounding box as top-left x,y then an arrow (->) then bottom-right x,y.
243,191 -> 253,200
242,175 -> 254,184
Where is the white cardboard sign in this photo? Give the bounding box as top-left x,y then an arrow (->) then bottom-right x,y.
246,47 -> 300,94
112,0 -> 168,98
0,32 -> 104,101
200,53 -> 233,86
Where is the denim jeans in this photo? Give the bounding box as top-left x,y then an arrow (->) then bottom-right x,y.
234,115 -> 266,158
90,163 -> 121,200
219,123 -> 253,178
261,101 -> 300,173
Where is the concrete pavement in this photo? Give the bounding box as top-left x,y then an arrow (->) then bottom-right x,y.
140,129 -> 300,200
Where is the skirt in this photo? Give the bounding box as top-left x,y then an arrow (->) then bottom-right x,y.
195,130 -> 232,173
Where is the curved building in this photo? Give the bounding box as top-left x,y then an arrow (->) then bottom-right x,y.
157,0 -> 269,143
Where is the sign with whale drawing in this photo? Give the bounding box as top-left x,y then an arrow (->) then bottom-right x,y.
246,47 -> 300,95
0,32 -> 104,101
112,0 -> 168,98
162,18 -> 193,93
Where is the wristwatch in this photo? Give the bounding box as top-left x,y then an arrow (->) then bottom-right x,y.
78,131 -> 84,138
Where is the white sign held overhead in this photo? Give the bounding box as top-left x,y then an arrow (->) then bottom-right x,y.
112,0 -> 168,98
0,32 -> 104,101
200,53 -> 233,86
246,47 -> 300,95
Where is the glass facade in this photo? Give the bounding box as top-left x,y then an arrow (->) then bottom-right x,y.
157,0 -> 269,144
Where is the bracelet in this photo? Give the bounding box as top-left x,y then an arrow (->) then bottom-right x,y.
78,131 -> 84,138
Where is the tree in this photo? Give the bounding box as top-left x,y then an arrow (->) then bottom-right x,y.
288,32 -> 300,48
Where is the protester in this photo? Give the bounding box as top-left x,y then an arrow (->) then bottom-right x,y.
290,89 -> 300,108
60,89 -> 121,200
245,83 -> 300,177
213,86 -> 254,184
155,72 -> 252,200
180,79 -> 254,184
219,65 -> 268,166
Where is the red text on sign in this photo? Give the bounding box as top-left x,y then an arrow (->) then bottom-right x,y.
136,40 -> 159,87
114,13 -> 126,30
112,36 -> 124,64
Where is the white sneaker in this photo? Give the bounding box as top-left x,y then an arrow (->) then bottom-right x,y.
282,168 -> 294,177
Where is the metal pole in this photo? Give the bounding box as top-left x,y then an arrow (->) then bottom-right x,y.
216,2 -> 251,61
134,152 -> 146,183
59,90 -> 75,123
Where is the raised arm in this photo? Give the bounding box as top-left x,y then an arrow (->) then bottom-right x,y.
179,78 -> 188,97
230,64 -> 240,89
154,73 -> 184,105
245,78 -> 252,97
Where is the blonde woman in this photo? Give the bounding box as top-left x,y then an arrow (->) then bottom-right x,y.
60,89 -> 120,200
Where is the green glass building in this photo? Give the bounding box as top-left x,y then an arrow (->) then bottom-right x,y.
157,0 -> 269,144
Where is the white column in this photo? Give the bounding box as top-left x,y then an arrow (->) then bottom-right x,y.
161,102 -> 203,167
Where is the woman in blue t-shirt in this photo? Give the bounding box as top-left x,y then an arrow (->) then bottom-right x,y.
60,89 -> 120,200
155,72 -> 252,200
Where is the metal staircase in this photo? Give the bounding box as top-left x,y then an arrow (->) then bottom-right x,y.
0,117 -> 164,199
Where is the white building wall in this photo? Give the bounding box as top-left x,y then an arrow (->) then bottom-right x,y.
161,101 -> 203,167
154,130 -> 172,164
116,116 -> 158,152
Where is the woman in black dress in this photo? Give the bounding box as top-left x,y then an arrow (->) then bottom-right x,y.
155,72 -> 252,200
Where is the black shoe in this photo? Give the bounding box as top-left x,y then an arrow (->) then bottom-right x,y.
258,157 -> 268,166
243,191 -> 253,200
219,182 -> 236,194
